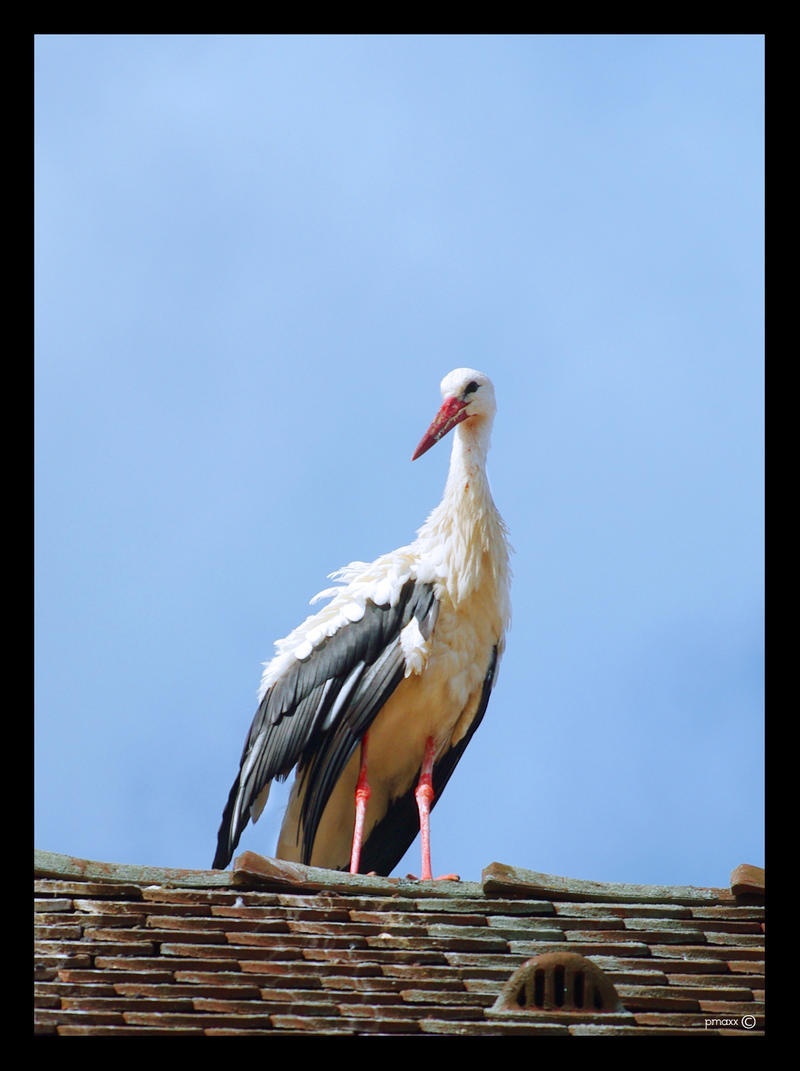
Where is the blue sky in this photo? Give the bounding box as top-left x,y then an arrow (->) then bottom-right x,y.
35,34 -> 764,888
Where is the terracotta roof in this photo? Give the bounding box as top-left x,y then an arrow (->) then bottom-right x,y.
34,849 -> 765,1037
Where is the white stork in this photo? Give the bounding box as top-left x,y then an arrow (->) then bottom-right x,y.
213,368 -> 511,879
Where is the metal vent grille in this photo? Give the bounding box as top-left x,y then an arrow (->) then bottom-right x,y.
494,952 -> 622,1014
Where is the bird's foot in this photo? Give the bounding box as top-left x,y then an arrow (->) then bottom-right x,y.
404,872 -> 460,882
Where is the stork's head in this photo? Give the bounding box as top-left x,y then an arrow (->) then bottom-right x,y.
412,368 -> 496,460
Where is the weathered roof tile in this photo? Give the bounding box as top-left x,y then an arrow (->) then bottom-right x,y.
34,849 -> 764,1036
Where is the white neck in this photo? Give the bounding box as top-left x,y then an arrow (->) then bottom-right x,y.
443,415 -> 492,498
415,418 -> 510,609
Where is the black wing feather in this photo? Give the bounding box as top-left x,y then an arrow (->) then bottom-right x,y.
296,581 -> 438,863
296,643 -> 406,862
212,578 -> 437,869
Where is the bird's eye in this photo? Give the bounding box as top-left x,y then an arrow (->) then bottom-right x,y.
463,381 -> 479,397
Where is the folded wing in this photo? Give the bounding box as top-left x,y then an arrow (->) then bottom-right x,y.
212,577 -> 439,870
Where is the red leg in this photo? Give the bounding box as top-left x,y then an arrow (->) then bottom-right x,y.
350,732 -> 371,874
411,736 -> 459,882
414,736 -> 437,880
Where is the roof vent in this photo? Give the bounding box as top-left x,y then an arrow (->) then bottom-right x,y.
493,952 -> 622,1014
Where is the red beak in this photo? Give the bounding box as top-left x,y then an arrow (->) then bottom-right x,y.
412,396 -> 470,460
